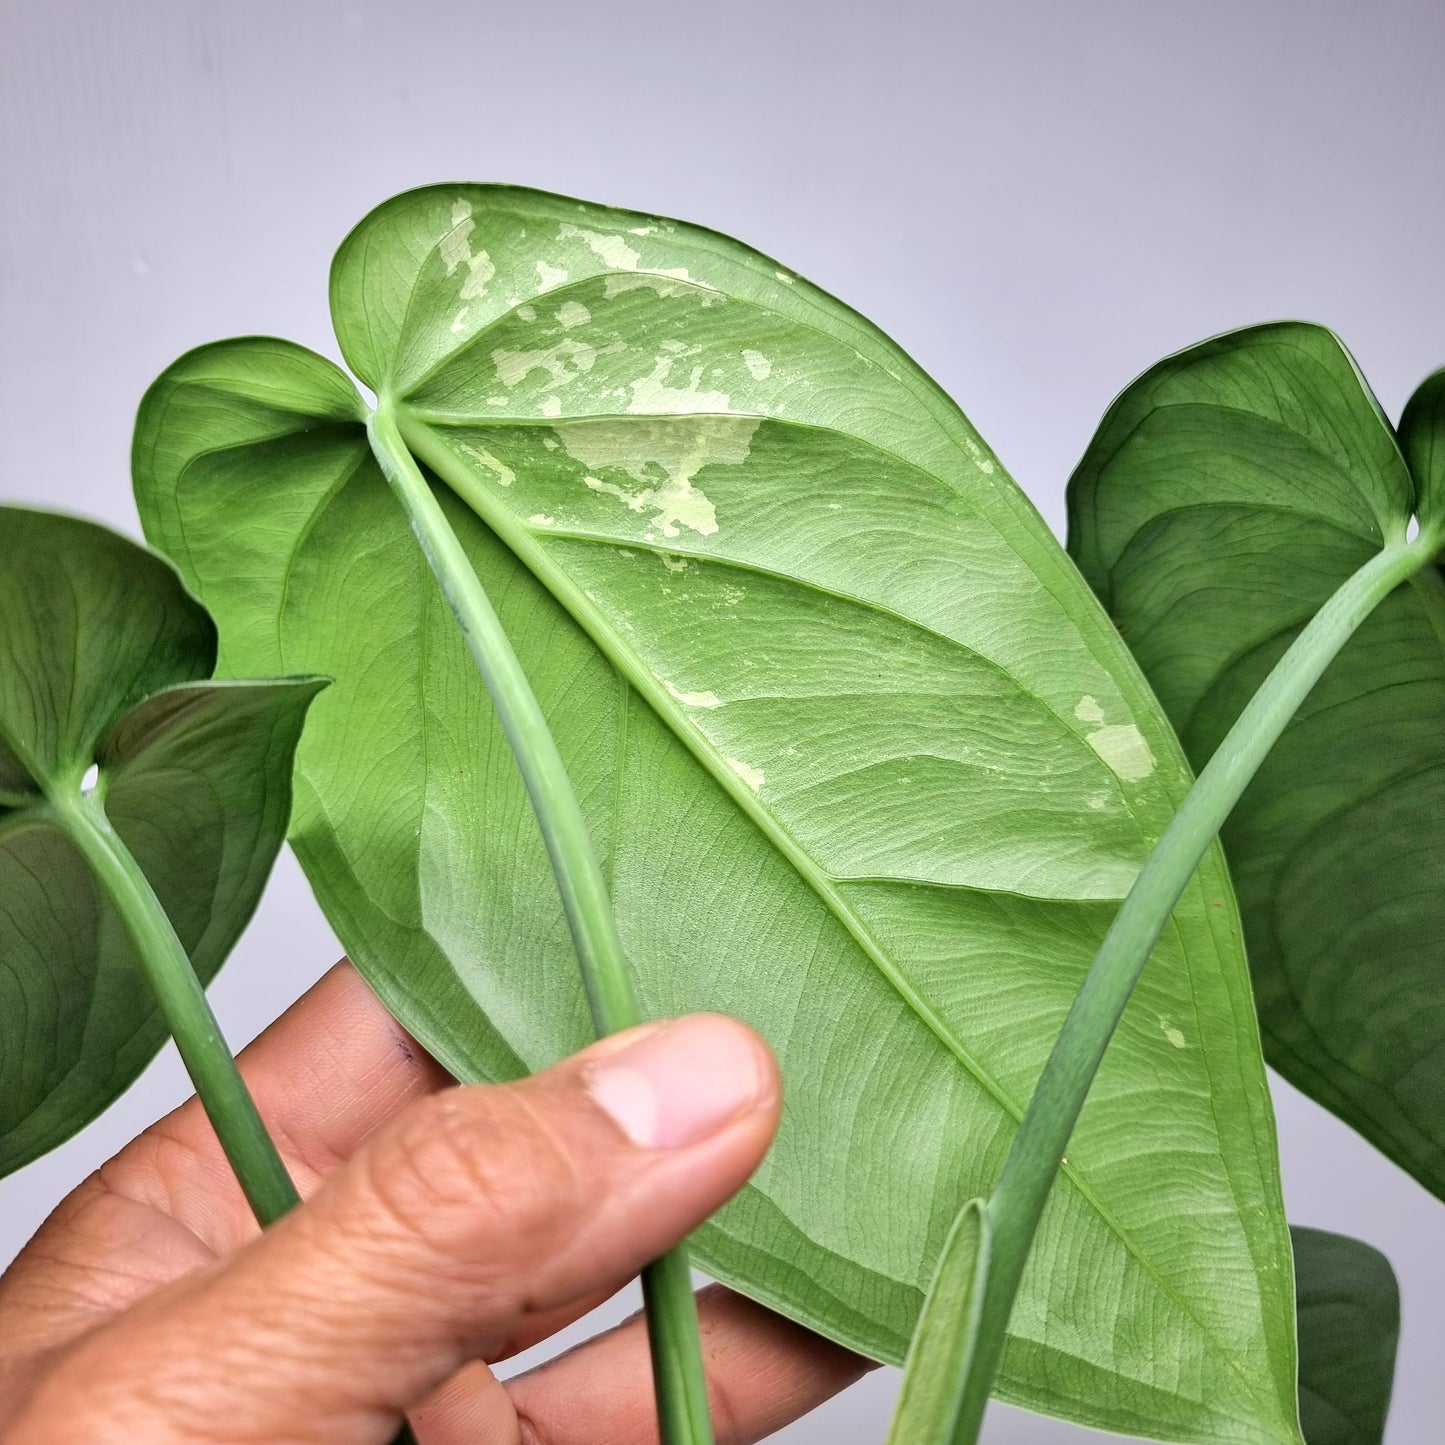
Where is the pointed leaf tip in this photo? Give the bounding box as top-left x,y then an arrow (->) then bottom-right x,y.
887,1198 -> 991,1445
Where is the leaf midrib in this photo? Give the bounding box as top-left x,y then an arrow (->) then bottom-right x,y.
1077,382 -> 1406,609
429,502 -> 1131,768
168,387 -> 1110,755
0,713 -> 45,794
157,331 -> 1292,1426
401,407 -> 1029,1120
1130,490 -> 1445,1197
325,201 -> 1261,989
398,413 -> 1290,1423
1253,752 -> 1445,1147
0,785 -> 176,1169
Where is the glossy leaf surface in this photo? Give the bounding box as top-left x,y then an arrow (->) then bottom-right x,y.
135,185 -> 1301,1443
1069,324 -> 1445,1200
0,507 -> 324,1172
1291,1227 -> 1399,1445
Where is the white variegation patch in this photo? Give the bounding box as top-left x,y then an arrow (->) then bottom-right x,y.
602,271 -> 699,299
562,415 -> 759,540
492,339 -> 597,389
556,300 -> 591,330
1085,724 -> 1156,782
725,756 -> 766,792
458,441 -> 515,487
558,222 -> 641,271
629,351 -> 731,415
438,199 -> 497,331
742,350 -> 773,381
662,680 -> 723,709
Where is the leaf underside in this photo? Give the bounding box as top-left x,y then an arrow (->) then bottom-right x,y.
1068,323 -> 1445,1203
0,507 -> 324,1173
134,185 -> 1302,1443
1291,1226 -> 1399,1445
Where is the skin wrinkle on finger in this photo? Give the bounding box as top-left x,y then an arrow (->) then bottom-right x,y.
358,1088 -> 591,1270
0,1169 -> 218,1371
268,1043 -> 781,1369
96,1119 -> 254,1243
396,1286 -> 874,1445
10,1195 -> 208,1321
409,1359 -> 517,1445
0,959 -> 550,1370
486,1282 -> 631,1363
247,975 -> 453,1172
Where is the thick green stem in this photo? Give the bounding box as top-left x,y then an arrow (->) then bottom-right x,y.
952,536 -> 1437,1443
52,789 -> 300,1226
56,781 -> 421,1445
367,405 -> 715,1445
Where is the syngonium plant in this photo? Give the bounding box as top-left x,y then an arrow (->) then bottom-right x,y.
130,185 -> 1301,1444
94,184 -> 1421,1442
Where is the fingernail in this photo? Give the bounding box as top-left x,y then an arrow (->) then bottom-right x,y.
586,1015 -> 768,1149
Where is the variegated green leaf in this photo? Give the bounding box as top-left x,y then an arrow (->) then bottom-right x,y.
134,185 -> 1301,1443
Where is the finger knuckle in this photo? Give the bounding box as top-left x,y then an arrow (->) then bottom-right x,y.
94,1123 -> 210,1217
363,1088 -> 590,1261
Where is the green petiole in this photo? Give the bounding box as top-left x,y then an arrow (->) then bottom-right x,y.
53,783 -> 300,1226
367,404 -> 715,1445
940,531 -> 1441,1443
55,745 -> 423,1445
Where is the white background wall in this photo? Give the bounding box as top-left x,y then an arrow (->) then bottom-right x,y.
3,2 -> 1443,1440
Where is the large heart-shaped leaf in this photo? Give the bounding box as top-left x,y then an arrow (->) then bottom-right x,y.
0,506 -> 324,1173
134,185 -> 1303,1443
1291,1227 -> 1399,1445
1068,323 -> 1445,1200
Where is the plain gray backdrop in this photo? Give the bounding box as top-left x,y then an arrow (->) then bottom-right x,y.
3,1 -> 1443,1440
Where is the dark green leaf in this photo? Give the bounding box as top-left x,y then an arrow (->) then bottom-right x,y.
0,506 -> 325,1172
134,185 -> 1302,1443
1068,322 -> 1445,1200
1292,1226 -> 1399,1445
1400,366 -> 1445,529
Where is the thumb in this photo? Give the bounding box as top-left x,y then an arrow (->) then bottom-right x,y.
19,1014 -> 780,1445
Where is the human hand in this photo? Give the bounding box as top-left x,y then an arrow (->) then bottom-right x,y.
0,963 -> 869,1443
